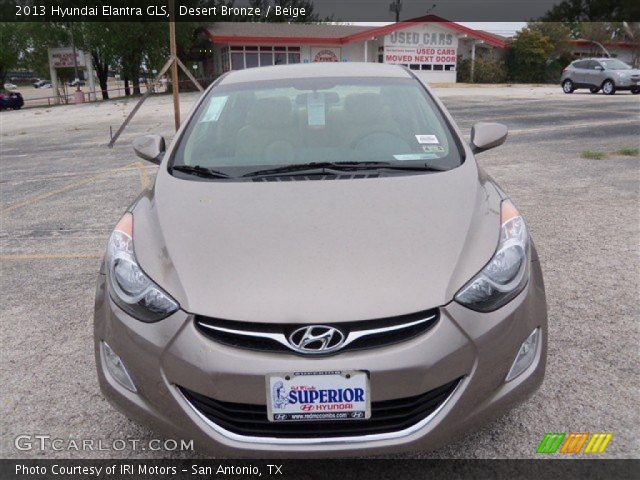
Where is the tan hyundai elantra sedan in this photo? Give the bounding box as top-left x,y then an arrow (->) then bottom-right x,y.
94,63 -> 547,457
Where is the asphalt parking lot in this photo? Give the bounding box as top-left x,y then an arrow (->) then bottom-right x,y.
1,86 -> 638,459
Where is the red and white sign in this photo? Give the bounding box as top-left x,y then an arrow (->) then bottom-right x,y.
49,47 -> 87,69
384,46 -> 457,65
311,47 -> 340,63
384,23 -> 458,67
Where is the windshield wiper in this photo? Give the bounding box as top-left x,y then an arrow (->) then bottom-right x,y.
242,161 -> 447,178
241,162 -> 379,178
170,165 -> 230,179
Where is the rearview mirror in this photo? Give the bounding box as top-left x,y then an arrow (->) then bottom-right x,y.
470,122 -> 508,153
132,134 -> 166,164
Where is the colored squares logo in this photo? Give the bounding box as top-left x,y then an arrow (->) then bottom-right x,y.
537,433 -> 612,454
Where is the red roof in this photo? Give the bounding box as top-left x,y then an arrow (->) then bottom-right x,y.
207,16 -> 508,49
568,39 -> 638,50
343,15 -> 507,48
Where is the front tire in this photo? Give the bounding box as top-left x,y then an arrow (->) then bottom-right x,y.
602,80 -> 616,95
562,79 -> 574,93
590,87 -> 600,94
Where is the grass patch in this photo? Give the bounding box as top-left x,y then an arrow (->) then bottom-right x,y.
616,147 -> 640,157
580,150 -> 607,160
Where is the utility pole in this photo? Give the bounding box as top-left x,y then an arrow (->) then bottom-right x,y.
68,23 -> 80,91
107,0 -> 204,147
389,0 -> 401,22
169,0 -> 180,130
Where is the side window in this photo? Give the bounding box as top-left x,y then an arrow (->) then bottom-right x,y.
573,60 -> 588,69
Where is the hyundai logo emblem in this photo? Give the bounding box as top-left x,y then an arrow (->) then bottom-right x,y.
287,325 -> 346,354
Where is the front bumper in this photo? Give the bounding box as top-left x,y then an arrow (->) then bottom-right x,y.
613,77 -> 640,89
94,259 -> 547,457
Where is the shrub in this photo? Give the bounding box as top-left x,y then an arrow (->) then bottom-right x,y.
616,147 -> 640,157
506,28 -> 555,83
580,150 -> 607,160
457,57 -> 508,83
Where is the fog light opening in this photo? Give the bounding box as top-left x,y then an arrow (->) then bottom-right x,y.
505,328 -> 540,382
101,341 -> 137,392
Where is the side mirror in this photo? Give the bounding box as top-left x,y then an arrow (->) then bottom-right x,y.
470,122 -> 508,153
132,134 -> 165,164
595,65 -> 604,71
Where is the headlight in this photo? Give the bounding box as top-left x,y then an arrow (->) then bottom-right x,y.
455,199 -> 530,312
106,212 -> 179,321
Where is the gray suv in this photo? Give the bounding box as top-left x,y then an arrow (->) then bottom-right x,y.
561,58 -> 640,95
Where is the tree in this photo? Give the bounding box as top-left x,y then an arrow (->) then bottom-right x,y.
0,23 -> 25,86
73,23 -> 121,100
506,28 -> 555,83
541,0 -> 639,23
527,22 -> 574,81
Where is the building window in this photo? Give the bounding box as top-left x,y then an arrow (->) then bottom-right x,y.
245,52 -> 258,68
433,64 -> 444,71
228,46 -> 301,69
421,64 -> 432,70
231,52 -> 244,70
444,64 -> 456,71
409,64 -> 420,70
260,51 -> 273,66
288,52 -> 300,64
221,48 -> 230,72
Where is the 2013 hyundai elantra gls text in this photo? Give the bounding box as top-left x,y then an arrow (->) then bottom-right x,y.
94,63 -> 547,457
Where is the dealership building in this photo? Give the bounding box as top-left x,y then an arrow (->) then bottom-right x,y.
201,16 -> 508,83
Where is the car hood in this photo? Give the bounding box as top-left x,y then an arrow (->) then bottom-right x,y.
133,162 -> 502,323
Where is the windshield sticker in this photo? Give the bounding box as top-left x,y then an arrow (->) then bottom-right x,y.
307,92 -> 326,127
422,145 -> 445,153
200,96 -> 228,123
415,134 -> 439,144
394,153 -> 439,161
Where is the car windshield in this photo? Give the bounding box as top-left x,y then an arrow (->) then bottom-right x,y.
170,76 -> 463,178
599,59 -> 631,70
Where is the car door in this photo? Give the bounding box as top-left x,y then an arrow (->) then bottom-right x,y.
570,60 -> 589,84
582,60 -> 603,87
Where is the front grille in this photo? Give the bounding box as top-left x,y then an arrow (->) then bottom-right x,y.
195,308 -> 439,356
179,378 -> 461,438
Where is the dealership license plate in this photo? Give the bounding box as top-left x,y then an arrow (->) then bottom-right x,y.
266,371 -> 370,422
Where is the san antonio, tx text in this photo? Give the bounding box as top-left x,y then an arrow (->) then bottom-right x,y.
17,4 -> 307,19
16,463 -> 284,476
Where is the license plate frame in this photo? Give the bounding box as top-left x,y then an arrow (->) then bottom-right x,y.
266,370 -> 371,422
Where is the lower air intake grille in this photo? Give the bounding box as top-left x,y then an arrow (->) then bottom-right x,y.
179,378 -> 461,439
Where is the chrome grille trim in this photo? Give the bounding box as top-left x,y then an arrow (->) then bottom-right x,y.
196,313 -> 437,355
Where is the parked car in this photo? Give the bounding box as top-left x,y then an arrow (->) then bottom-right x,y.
33,79 -> 52,89
561,58 -> 640,95
0,91 -> 24,110
94,63 -> 547,457
68,79 -> 86,87
4,83 -> 18,90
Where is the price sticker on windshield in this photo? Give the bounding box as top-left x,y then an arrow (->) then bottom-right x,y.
416,134 -> 439,144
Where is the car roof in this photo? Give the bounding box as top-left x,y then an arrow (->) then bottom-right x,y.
574,58 -> 617,62
218,63 -> 413,85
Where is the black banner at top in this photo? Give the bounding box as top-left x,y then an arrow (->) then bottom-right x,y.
1,0 -> 640,22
